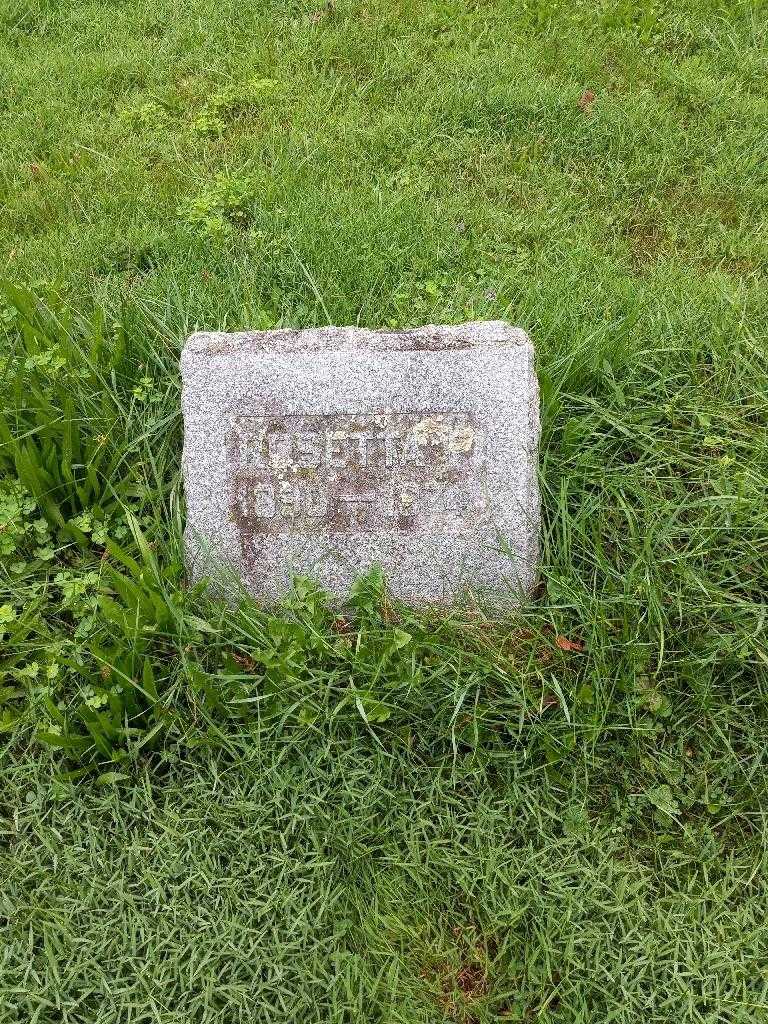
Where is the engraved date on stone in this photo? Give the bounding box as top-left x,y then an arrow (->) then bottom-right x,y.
228,413 -> 488,535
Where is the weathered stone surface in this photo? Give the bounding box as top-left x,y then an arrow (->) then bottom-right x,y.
181,322 -> 540,606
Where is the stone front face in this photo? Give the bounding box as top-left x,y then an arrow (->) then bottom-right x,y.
182,322 -> 540,606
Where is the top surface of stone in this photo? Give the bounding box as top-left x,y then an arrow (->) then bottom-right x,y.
182,321 -> 540,607
183,320 -> 529,356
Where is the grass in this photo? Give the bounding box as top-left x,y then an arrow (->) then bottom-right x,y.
2,0 -> 768,1020
5,742 -> 768,1023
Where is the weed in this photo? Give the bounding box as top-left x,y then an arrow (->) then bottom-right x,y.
179,172 -> 259,240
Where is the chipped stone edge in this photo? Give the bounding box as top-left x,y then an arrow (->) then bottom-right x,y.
182,320 -> 530,360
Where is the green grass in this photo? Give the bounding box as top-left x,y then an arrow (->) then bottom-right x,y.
5,741 -> 768,1023
2,0 -> 768,1020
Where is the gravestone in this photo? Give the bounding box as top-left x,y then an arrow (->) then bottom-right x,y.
182,321 -> 540,605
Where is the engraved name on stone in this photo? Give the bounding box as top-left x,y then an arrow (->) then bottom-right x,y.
229,413 -> 490,545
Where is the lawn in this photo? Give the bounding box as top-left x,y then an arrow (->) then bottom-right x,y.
2,0 -> 768,1021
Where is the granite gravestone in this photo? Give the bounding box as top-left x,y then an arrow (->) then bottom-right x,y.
182,321 -> 540,605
